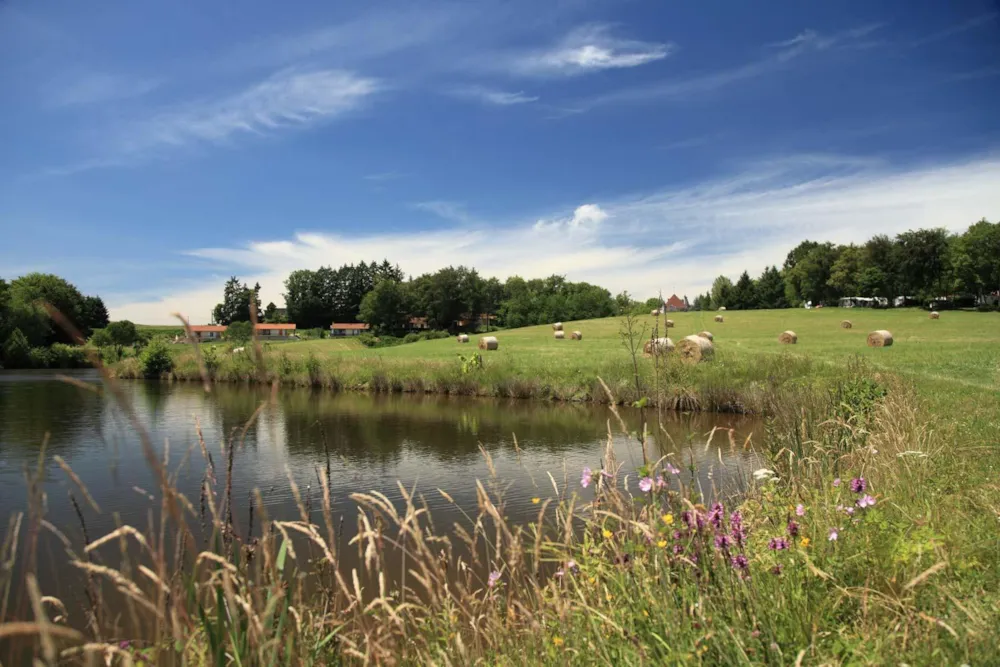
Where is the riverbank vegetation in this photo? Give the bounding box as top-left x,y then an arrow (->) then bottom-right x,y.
3,311 -> 999,663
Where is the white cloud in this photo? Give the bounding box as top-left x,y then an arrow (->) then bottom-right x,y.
499,24 -> 673,77
450,85 -> 539,106
412,200 -> 478,224
109,154 -> 1000,323
117,69 -> 379,155
46,71 -> 160,107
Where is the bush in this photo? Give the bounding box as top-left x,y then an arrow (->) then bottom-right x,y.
403,333 -> 420,344
140,338 -> 174,378
28,347 -> 52,368
419,330 -> 450,341
225,321 -> 253,344
976,303 -> 998,312
2,328 -> 32,368
202,345 -> 221,376
49,343 -> 89,368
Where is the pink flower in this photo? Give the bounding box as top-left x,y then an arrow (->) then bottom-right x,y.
488,570 -> 501,587
833,478 -> 841,488
638,476 -> 653,493
581,467 -> 593,488
666,463 -> 681,475
828,528 -> 839,541
655,475 -> 666,490
795,504 -> 805,516
856,494 -> 876,509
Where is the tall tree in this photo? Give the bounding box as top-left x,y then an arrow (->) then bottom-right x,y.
783,243 -> 839,305
711,276 -> 734,309
80,295 -> 110,335
951,219 -> 1000,299
358,280 -> 409,334
730,271 -> 757,310
755,266 -> 787,309
7,273 -> 89,345
894,228 -> 951,298
213,277 -> 262,324
828,245 -> 864,297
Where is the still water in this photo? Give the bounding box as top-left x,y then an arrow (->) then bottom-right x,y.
0,371 -> 760,604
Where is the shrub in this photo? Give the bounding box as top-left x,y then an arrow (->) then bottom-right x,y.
403,333 -> 420,344
28,347 -> 52,368
358,334 -> 404,348
225,321 -> 253,344
202,345 -> 221,376
49,343 -> 88,368
2,328 -> 32,368
420,330 -> 450,341
140,338 -> 174,378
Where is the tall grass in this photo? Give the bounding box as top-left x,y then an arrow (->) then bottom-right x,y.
3,349 -> 999,664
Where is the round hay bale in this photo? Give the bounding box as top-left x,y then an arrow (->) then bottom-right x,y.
650,309 -> 660,317
778,330 -> 797,344
929,311 -> 940,319
552,322 -> 563,331
457,334 -> 469,343
642,337 -> 674,356
665,319 -> 675,328
866,330 -> 893,348
841,320 -> 853,329
677,335 -> 714,363
697,331 -> 714,341
554,330 -> 565,340
479,336 -> 499,351
570,330 -> 583,340
718,306 -> 727,311
714,315 -> 724,323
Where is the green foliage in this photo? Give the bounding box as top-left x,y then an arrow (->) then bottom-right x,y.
285,260 -> 404,329
213,277 -> 262,325
403,332 -> 420,344
48,343 -> 88,368
2,328 -> 31,367
710,275 -> 734,309
202,345 -> 221,375
89,327 -> 113,348
359,279 -> 409,334
139,338 -> 174,378
80,295 -> 110,333
224,321 -> 253,343
458,352 -> 483,374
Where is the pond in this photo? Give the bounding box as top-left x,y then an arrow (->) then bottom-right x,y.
0,371 -> 761,633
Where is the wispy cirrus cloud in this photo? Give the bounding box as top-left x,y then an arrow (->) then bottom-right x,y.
109,153 -> 1000,323
449,85 -> 539,106
45,71 -> 161,108
412,200 -> 478,224
114,68 -> 379,155
492,24 -> 674,78
909,12 -> 998,47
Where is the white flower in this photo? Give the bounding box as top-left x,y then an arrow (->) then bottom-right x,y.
753,468 -> 778,482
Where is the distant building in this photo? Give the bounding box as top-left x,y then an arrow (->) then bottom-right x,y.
409,317 -> 430,331
188,325 -> 227,342
255,323 -> 297,339
663,294 -> 688,312
330,322 -> 370,337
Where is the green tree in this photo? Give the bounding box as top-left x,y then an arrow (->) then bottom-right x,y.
894,228 -> 951,299
225,321 -> 254,344
861,235 -> 899,297
139,338 -> 173,378
730,271 -> 757,310
89,328 -> 113,349
951,219 -> 1000,298
80,295 -> 110,335
783,243 -> 839,305
359,280 -> 409,334
828,245 -> 864,297
213,277 -> 262,325
106,320 -> 138,357
711,276 -> 734,309
755,266 -> 787,309
481,277 -> 504,331
7,273 -> 89,345
2,328 -> 32,368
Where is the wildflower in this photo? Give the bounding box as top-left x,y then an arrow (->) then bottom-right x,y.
639,476 -> 653,493
795,504 -> 805,516
581,467 -> 593,488
602,529 -> 613,539
666,462 -> 681,475
673,544 -> 684,555
753,468 -> 778,482
554,568 -> 565,577
799,537 -> 811,548
730,511 -> 748,547
655,474 -> 666,490
488,570 -> 501,588
771,564 -> 783,575
642,609 -> 649,618
714,534 -> 732,551
709,502 -> 725,529
553,636 -> 564,647
119,641 -> 130,650
850,477 -> 866,493
833,478 -> 841,488
657,539 -> 668,548
828,527 -> 839,541
731,554 -> 749,570
567,559 -> 578,573
531,497 -> 540,504
856,494 -> 876,509
662,513 -> 674,525
768,537 -> 789,551
786,520 -> 799,538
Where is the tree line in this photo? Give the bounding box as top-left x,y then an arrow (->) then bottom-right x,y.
691,219 -> 999,310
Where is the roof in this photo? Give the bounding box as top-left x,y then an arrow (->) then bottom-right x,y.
330,322 -> 370,330
255,323 -> 296,330
665,294 -> 686,308
189,325 -> 227,332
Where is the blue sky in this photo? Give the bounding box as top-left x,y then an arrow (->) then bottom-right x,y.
1,0 -> 998,323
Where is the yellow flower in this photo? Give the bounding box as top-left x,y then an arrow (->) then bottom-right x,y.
657,539 -> 668,548
531,497 -> 540,504
588,576 -> 596,584
553,636 -> 564,647
603,529 -> 613,539
642,609 -> 649,618
800,537 -> 811,548
606,592 -> 613,602
662,514 -> 674,525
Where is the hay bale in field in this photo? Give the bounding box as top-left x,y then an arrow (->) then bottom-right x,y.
650,309 -> 660,317
718,306 -> 727,311
866,330 -> 893,348
841,320 -> 853,329
643,337 -> 674,356
457,334 -> 469,343
929,311 -> 940,319
552,322 -> 564,331
665,319 -> 675,328
554,330 -> 565,340
678,335 -> 714,363
479,336 -> 499,351
714,315 -> 724,323
697,331 -> 714,341
778,330 -> 798,344
570,331 -> 583,340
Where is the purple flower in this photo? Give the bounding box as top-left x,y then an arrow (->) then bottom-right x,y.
488,570 -> 501,587
581,467 -> 593,489
638,476 -> 653,493
731,554 -> 749,570
770,564 -> 783,576
666,462 -> 681,475
729,511 -> 748,547
856,494 -> 876,509
833,478 -> 841,488
681,510 -> 694,529
672,544 -> 684,555
828,528 -> 839,541
655,475 -> 666,490
786,520 -> 799,538
567,559 -> 578,573
714,533 -> 732,551
709,502 -> 725,530
119,640 -> 130,650
795,504 -> 805,517
850,477 -> 866,494
768,537 -> 789,551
